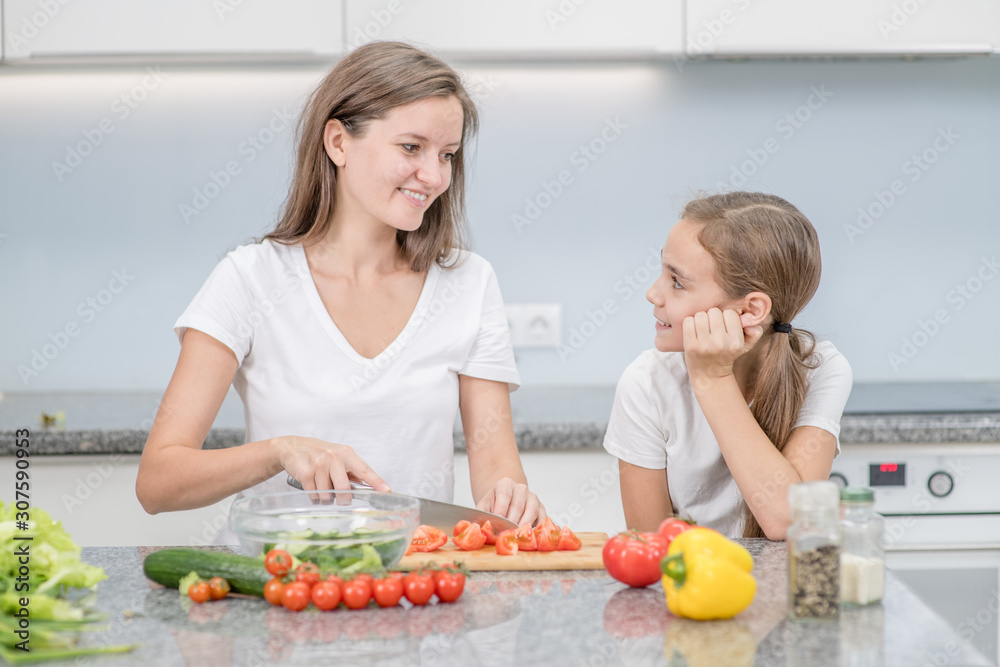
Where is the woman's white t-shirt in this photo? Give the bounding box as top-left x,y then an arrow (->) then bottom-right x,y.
175,240 -> 520,542
603,341 -> 852,538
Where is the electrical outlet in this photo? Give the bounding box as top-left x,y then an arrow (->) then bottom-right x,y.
506,303 -> 562,348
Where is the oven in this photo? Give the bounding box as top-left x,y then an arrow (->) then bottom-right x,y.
831,441 -> 1000,665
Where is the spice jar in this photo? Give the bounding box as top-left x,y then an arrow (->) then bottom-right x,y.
787,480 -> 841,620
839,487 -> 886,606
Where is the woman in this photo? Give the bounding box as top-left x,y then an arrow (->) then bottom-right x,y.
136,42 -> 545,539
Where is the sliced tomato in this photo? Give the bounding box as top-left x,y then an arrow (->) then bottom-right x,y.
453,520 -> 471,537
533,517 -> 560,552
454,522 -> 487,551
495,529 -> 519,556
409,525 -> 448,553
556,526 -> 583,551
481,520 -> 498,545
514,523 -> 537,552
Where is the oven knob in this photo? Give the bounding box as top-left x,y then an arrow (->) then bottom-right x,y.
928,471 -> 954,498
829,472 -> 848,488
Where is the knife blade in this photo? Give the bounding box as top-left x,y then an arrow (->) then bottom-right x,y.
285,475 -> 519,532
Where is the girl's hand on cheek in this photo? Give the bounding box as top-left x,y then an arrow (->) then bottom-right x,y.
682,308 -> 764,385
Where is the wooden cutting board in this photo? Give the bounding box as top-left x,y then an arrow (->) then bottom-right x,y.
397,532 -> 608,571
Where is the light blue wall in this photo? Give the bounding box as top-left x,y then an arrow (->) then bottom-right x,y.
2,56 -> 998,391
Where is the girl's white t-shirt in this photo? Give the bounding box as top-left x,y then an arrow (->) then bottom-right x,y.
603,341 -> 852,538
175,240 -> 520,542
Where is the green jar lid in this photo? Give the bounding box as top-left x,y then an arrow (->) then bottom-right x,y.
840,486 -> 874,502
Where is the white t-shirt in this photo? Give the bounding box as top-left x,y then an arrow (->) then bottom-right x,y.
175,240 -> 520,541
603,340 -> 852,538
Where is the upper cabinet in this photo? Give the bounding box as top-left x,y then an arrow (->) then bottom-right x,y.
2,0 -> 343,61
344,0 -> 684,56
685,0 -> 1000,56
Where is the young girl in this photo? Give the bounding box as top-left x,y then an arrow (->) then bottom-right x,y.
136,42 -> 545,539
604,192 -> 852,539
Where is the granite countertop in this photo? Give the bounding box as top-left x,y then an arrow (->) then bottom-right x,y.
17,540 -> 991,667
2,384 -> 1000,456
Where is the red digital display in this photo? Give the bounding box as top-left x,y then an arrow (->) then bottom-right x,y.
880,463 -> 898,472
870,462 -> 906,486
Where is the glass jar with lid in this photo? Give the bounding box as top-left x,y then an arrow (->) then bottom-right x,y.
787,480 -> 841,619
839,486 -> 885,606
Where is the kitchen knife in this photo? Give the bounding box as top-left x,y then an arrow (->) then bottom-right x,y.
285,475 -> 519,532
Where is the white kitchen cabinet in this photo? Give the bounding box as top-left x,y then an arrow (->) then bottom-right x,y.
0,455 -> 233,547
344,0 -> 683,56
685,0 -> 999,56
2,0 -> 343,60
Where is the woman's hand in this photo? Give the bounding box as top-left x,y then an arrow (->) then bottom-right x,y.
476,477 -> 546,526
275,435 -> 390,493
682,307 -> 764,386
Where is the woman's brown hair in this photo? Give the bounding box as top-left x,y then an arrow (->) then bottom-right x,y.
682,192 -> 822,538
264,41 -> 478,272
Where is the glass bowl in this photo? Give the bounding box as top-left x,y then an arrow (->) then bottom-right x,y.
231,490 -> 419,571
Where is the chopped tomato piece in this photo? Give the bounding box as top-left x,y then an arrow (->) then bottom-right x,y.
453,521 -> 487,551
556,526 -> 583,551
453,520 -> 471,537
410,525 -> 448,553
481,520 -> 498,545
534,517 -> 560,552
495,529 -> 519,556
514,523 -> 538,552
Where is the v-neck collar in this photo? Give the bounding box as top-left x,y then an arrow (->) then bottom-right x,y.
294,244 -> 441,364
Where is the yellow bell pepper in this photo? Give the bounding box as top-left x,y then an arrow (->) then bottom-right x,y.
660,527 -> 756,620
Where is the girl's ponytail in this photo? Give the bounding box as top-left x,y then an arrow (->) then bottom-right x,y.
682,192 -> 823,538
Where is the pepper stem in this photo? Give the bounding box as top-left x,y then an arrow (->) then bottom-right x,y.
661,553 -> 686,587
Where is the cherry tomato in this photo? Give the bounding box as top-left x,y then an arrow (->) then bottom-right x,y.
293,562 -> 321,587
453,522 -> 487,551
556,526 -> 583,551
265,549 -> 293,577
481,520 -> 498,545
263,577 -> 286,606
410,525 -> 448,553
352,572 -> 374,588
403,572 -> 435,605
188,581 -> 211,604
325,574 -> 345,588
310,580 -> 342,611
280,581 -> 312,611
657,517 -> 698,546
534,517 -> 560,552
514,524 -> 538,551
342,578 -> 373,610
433,570 -> 466,603
208,576 -> 230,600
372,576 -> 404,607
495,529 -> 519,556
601,531 -> 670,588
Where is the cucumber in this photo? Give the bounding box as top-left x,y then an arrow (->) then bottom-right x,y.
143,548 -> 271,597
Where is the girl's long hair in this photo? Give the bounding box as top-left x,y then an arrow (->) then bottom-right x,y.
683,192 -> 822,538
264,41 -> 478,272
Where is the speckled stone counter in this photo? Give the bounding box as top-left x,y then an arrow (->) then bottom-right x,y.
2,386 -> 1000,455
16,540 -> 990,667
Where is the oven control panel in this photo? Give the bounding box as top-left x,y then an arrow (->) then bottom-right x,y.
828,443 -> 1000,515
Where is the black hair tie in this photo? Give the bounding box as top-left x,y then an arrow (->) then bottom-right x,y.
772,322 -> 792,334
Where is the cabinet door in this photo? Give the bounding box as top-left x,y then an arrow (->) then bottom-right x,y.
686,0 -> 999,55
2,0 -> 343,60
344,0 -> 683,55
